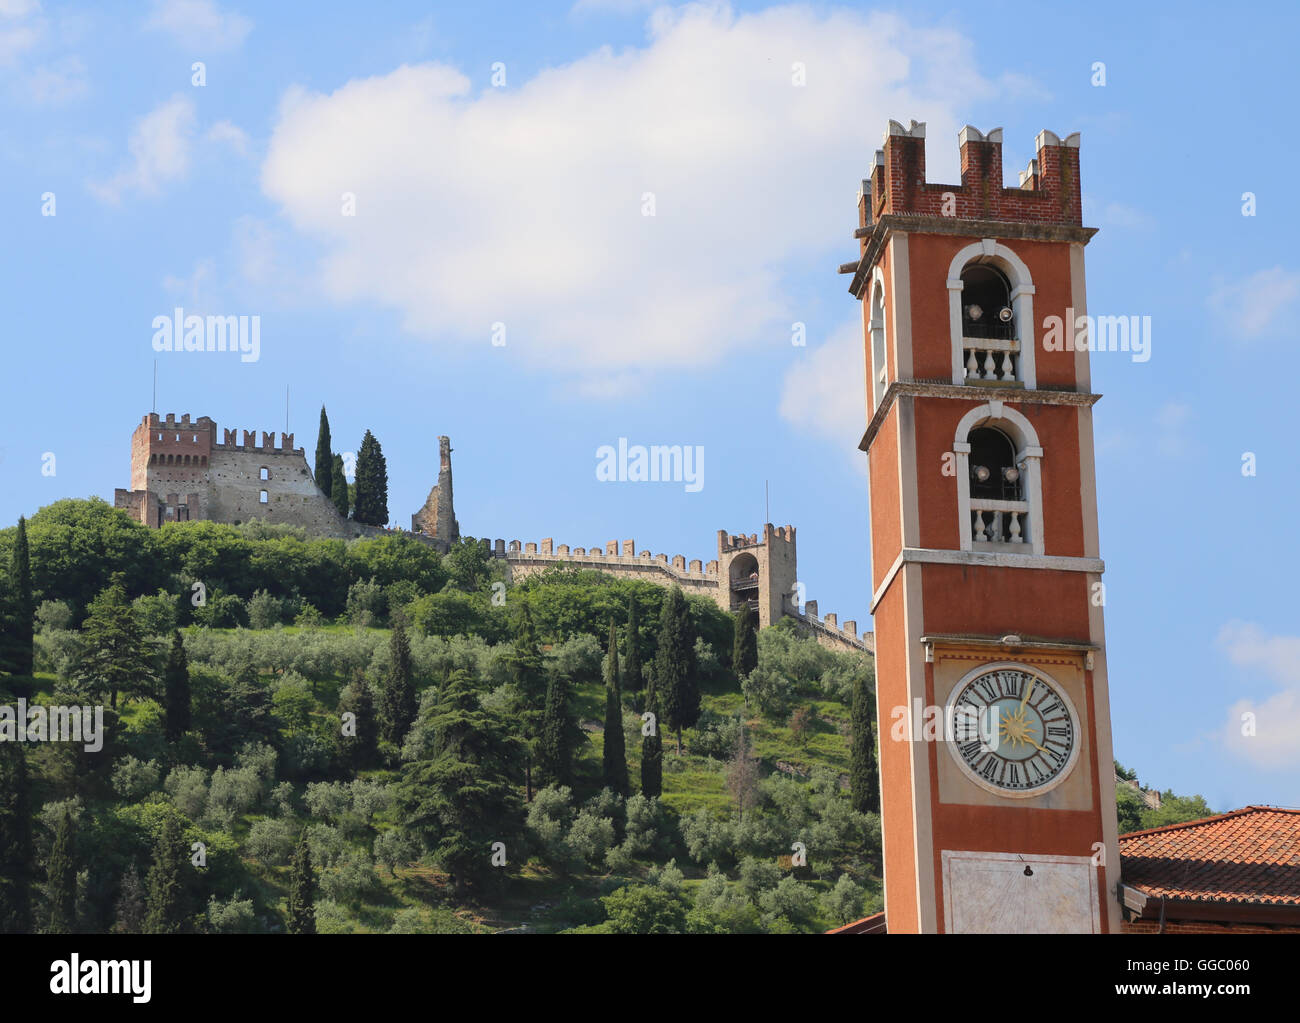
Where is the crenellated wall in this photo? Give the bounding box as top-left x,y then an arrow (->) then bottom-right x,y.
116,412 -> 870,654
491,526 -> 871,654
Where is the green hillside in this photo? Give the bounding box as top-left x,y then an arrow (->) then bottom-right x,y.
0,499 -> 881,934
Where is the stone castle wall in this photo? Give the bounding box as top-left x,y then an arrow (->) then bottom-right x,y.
489,534 -> 871,654
116,412 -> 871,653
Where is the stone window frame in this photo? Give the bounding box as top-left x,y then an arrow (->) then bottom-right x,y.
868,265 -> 888,411
259,466 -> 270,481
259,490 -> 269,504
953,400 -> 1044,556
947,239 -> 1037,389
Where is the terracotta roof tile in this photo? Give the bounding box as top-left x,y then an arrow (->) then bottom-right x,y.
1120,806 -> 1300,906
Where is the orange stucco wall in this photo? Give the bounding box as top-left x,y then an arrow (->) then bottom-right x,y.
872,583 -> 918,934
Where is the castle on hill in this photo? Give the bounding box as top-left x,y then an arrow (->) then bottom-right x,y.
114,411 -> 869,654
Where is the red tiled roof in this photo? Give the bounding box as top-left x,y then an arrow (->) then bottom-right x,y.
1120,805 -> 1300,906
826,911 -> 886,934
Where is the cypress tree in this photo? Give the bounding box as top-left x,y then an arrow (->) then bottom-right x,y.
0,743 -> 33,933
45,807 -> 76,934
286,831 -> 317,934
849,668 -> 880,814
640,665 -> 662,798
353,430 -> 389,526
506,604 -> 547,801
331,454 -> 349,519
111,866 -> 146,935
314,406 -> 333,499
539,671 -> 578,788
9,516 -> 33,676
378,612 -> 417,745
602,620 -> 629,797
732,603 -> 757,680
624,598 -> 642,693
144,813 -> 188,934
162,630 -> 191,742
337,673 -> 378,770
655,586 -> 698,755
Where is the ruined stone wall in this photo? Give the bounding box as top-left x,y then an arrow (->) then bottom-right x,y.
410,435 -> 459,550
204,445 -> 352,536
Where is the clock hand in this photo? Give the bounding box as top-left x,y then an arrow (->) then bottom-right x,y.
1019,675 -> 1036,711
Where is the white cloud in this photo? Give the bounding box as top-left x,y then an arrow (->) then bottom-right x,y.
207,118 -> 250,156
1219,621 -> 1300,769
1208,266 -> 1300,339
161,258 -> 221,316
779,318 -> 864,457
90,94 -> 197,203
261,5 -> 992,381
0,0 -> 41,17
23,54 -> 85,104
146,0 -> 250,51
0,16 -> 38,65
1095,199 -> 1155,231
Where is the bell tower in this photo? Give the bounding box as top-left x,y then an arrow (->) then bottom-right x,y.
845,120 -> 1121,933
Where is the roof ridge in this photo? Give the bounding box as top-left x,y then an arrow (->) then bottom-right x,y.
1119,805 -> 1300,841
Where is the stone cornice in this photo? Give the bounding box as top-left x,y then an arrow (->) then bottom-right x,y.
859,381 -> 1101,453
847,214 -> 1099,299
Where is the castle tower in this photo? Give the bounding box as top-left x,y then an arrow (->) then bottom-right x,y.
845,121 -> 1119,933
411,435 -> 460,550
715,524 -> 796,629
126,413 -> 216,524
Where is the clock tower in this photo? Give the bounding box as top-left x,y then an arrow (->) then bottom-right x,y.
844,121 -> 1122,933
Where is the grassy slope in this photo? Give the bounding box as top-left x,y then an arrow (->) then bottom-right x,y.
10,626 -> 863,933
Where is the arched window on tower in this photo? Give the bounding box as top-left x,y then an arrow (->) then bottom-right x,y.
954,406 -> 1044,556
960,264 -> 1017,382
947,241 -> 1038,389
869,280 -> 888,409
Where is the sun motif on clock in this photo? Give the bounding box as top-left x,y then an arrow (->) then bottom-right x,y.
945,662 -> 1081,797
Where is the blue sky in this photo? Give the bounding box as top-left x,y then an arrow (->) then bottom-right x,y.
1,0 -> 1297,811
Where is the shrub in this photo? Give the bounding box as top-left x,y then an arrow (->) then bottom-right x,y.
742,666 -> 794,720
600,884 -> 688,935
319,851 -> 380,907
247,590 -> 286,630
346,578 -> 385,627
373,829 -> 421,873
823,873 -> 864,925
294,604 -> 324,629
207,894 -> 258,933
164,765 -> 209,820
133,590 -> 178,636
111,757 -> 161,802
246,818 -> 295,865
738,856 -> 782,898
568,809 -> 616,868
35,600 -> 74,633
691,710 -> 744,760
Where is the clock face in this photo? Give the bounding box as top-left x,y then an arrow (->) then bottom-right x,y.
946,664 -> 1079,797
